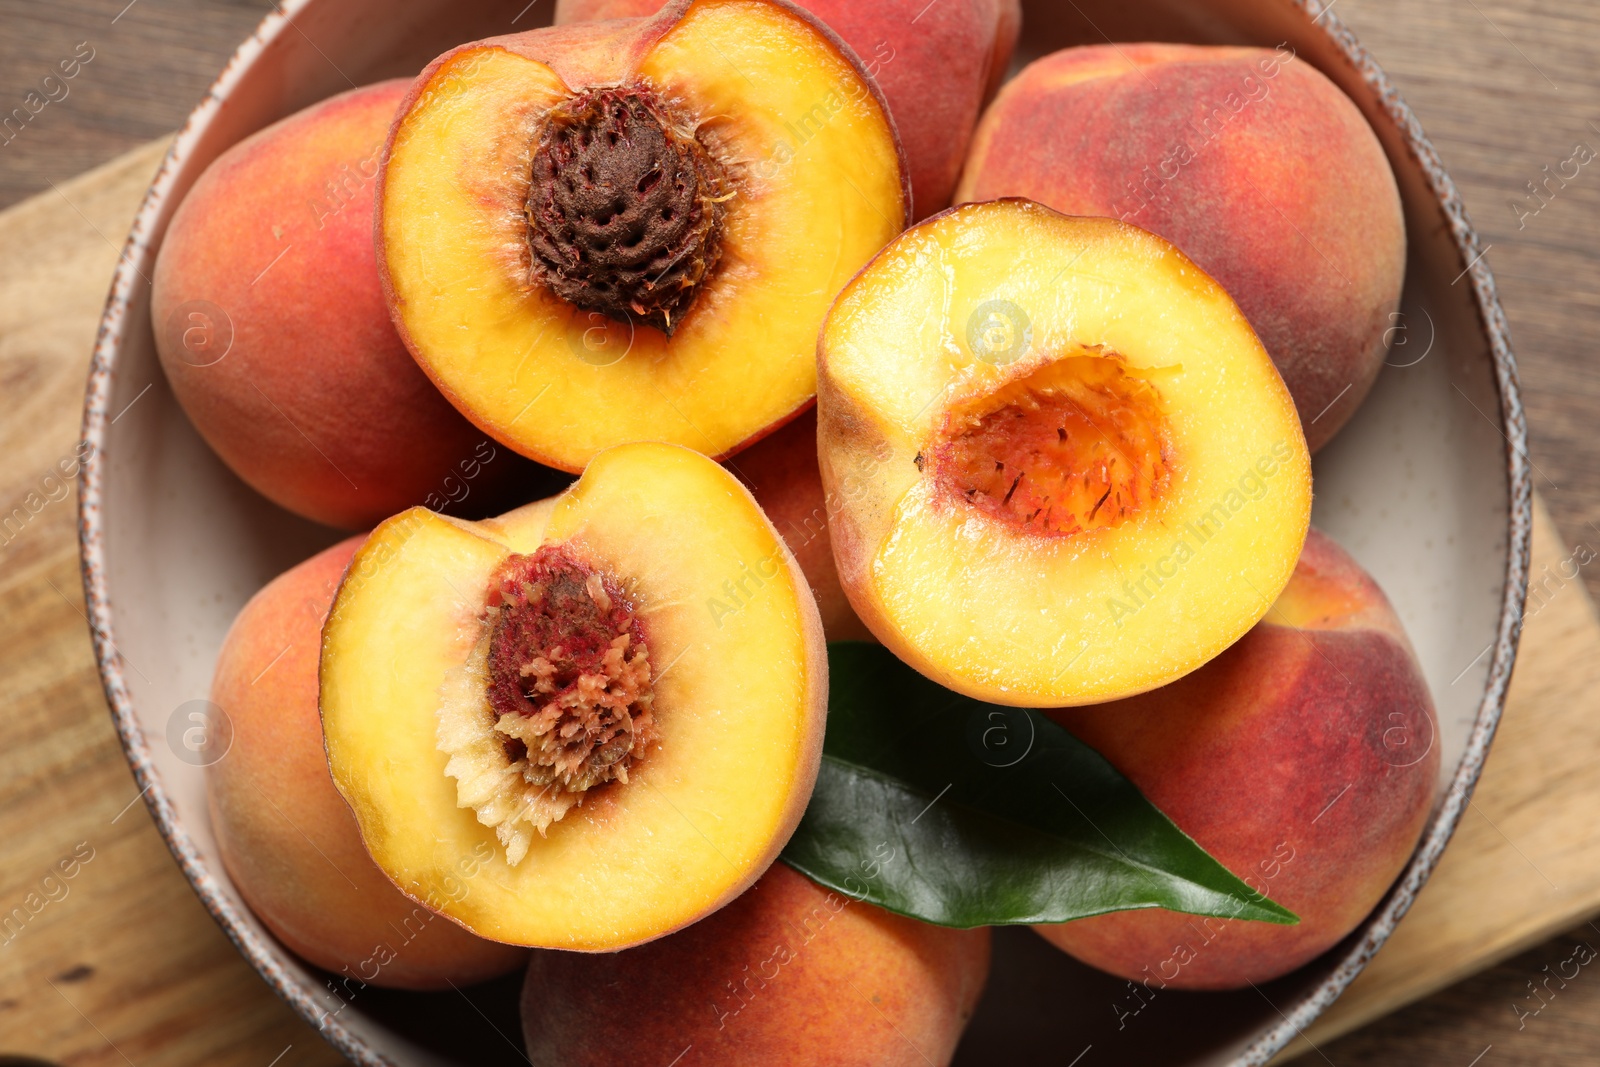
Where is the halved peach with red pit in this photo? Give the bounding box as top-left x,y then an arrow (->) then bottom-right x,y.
379,0 -> 908,472
818,199 -> 1313,707
319,442 -> 827,950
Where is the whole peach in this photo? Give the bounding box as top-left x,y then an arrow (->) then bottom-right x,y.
207,537 -> 528,988
730,409 -> 872,641
153,81 -> 536,528
1036,528 -> 1437,989
958,44 -> 1406,451
554,0 -> 1020,217
520,862 -> 990,1065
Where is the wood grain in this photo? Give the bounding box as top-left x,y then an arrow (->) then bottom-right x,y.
0,0 -> 273,209
1,0 -> 1599,1064
0,140 -> 342,1067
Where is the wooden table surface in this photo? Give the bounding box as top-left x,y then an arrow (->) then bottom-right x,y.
3,0 -> 1600,1064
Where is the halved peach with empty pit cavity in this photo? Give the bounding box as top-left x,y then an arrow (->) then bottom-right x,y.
319,442 -> 827,949
818,199 -> 1312,707
378,0 -> 908,472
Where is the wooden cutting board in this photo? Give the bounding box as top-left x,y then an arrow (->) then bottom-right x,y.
2,139 -> 1598,1066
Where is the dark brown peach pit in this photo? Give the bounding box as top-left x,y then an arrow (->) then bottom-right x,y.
526,85 -> 731,335
926,353 -> 1173,536
485,544 -> 656,797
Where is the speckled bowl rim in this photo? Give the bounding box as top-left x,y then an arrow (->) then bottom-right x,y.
76,0 -> 1532,1064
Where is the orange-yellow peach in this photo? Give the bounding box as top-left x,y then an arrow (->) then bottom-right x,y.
320,443 -> 828,950
1036,528 -> 1438,989
730,409 -> 871,641
555,0 -> 1020,217
378,0 -> 907,473
207,537 -> 528,988
153,81 -> 539,529
819,199 -> 1312,707
520,862 -> 991,1065
957,44 -> 1407,451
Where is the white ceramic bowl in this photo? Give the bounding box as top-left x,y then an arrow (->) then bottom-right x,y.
79,0 -> 1531,1063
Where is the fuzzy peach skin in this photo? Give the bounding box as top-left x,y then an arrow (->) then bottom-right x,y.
957,44 -> 1406,452
730,409 -> 872,641
152,81 -> 537,529
554,0 -> 1020,217
520,863 -> 990,1066
1035,528 -> 1438,989
207,538 -> 528,988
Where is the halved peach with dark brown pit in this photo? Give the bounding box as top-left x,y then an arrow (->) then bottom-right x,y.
379,0 -> 908,473
818,199 -> 1312,707
319,442 -> 827,950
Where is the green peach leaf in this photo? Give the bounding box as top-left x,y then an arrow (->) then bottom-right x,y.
779,642 -> 1299,928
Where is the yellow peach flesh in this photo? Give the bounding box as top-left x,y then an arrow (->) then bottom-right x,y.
319,443 -> 826,950
819,200 -> 1312,706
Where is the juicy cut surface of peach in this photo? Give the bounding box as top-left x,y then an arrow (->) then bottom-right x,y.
320,442 -> 827,950
818,199 -> 1311,707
